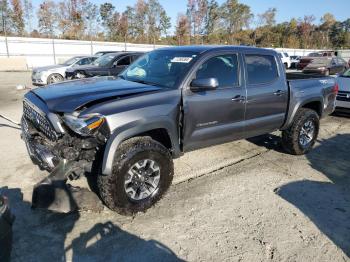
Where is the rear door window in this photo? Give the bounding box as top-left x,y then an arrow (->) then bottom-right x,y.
245,55 -> 279,85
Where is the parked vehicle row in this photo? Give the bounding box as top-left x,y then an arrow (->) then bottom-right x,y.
32,56 -> 98,85
32,51 -> 143,86
302,57 -> 349,76
22,45 -> 337,215
65,52 -> 143,80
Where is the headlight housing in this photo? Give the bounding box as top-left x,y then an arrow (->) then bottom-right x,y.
62,113 -> 105,136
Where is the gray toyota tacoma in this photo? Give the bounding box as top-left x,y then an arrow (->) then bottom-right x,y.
21,46 -> 337,214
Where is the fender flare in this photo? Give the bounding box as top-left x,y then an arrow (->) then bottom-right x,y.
101,117 -> 179,175
281,97 -> 323,130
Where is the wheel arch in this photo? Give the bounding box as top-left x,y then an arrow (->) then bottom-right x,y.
281,98 -> 323,130
101,118 -> 180,175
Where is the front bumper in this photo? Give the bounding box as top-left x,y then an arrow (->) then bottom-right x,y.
21,117 -> 59,171
336,100 -> 350,109
336,91 -> 350,109
31,74 -> 47,86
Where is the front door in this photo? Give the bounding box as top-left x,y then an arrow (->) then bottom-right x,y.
183,53 -> 246,151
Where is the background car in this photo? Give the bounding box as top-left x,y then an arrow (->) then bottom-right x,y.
94,51 -> 118,57
297,51 -> 335,70
335,68 -> 350,111
65,52 -> 144,80
302,57 -> 349,75
278,52 -> 291,68
0,195 -> 15,262
32,55 -> 98,85
290,56 -> 301,69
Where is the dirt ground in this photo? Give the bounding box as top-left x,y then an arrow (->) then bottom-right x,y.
0,72 -> 349,262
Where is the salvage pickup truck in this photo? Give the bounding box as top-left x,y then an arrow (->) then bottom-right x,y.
21,46 -> 337,215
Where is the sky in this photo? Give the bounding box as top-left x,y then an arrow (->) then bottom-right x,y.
32,0 -> 350,32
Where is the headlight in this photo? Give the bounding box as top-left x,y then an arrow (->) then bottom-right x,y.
62,113 -> 105,136
318,67 -> 326,70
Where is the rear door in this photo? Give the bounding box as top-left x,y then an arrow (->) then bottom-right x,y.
243,53 -> 288,137
183,52 -> 246,151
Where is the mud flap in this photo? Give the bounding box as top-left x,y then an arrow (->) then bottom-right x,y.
32,160 -> 103,213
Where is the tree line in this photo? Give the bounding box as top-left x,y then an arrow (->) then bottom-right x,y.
1,0 -> 349,49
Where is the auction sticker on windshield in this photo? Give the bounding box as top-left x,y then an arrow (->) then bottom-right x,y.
171,57 -> 193,63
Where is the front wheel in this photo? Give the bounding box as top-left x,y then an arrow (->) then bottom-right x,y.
97,137 -> 173,215
47,73 -> 64,84
282,108 -> 319,155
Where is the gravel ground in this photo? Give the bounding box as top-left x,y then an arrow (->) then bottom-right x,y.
0,72 -> 349,262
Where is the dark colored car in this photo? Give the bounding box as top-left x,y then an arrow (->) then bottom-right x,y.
297,51 -> 335,70
94,51 -> 119,57
21,46 -> 337,215
303,57 -> 349,76
0,195 -> 15,262
65,52 -> 144,80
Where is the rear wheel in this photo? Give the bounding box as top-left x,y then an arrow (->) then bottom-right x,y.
282,108 -> 319,155
47,73 -> 64,84
97,137 -> 173,215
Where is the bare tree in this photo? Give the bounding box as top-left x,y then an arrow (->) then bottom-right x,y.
37,0 -> 57,37
220,0 -> 253,44
176,13 -> 190,45
10,0 -> 25,35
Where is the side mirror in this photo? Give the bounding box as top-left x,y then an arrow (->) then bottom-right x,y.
190,78 -> 219,92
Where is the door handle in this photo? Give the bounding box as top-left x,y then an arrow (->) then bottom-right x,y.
231,95 -> 246,102
273,90 -> 285,96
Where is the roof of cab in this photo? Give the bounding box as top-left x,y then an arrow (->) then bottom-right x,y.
157,45 -> 277,55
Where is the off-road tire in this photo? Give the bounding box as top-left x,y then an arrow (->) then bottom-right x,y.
97,137 -> 173,215
282,108 -> 319,155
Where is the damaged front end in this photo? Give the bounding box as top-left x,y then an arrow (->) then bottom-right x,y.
21,98 -> 109,212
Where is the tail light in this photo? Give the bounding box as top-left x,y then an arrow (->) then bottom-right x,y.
333,83 -> 339,95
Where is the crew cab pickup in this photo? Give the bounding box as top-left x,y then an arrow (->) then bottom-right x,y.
21,46 -> 337,214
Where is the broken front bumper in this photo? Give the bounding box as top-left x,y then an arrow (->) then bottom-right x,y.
21,117 -> 58,171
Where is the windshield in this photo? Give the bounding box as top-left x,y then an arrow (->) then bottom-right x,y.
341,68 -> 350,77
61,57 -> 81,66
92,54 -> 116,67
121,50 -> 199,88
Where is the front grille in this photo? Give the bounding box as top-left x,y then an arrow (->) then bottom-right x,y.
23,100 -> 58,141
337,91 -> 350,102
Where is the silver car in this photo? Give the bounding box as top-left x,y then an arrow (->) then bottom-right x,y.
31,56 -> 97,86
336,68 -> 350,110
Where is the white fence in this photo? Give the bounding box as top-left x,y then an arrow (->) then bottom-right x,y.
0,36 -> 166,69
0,36 -> 349,70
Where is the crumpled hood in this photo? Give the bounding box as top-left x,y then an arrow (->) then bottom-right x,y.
31,77 -> 163,113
